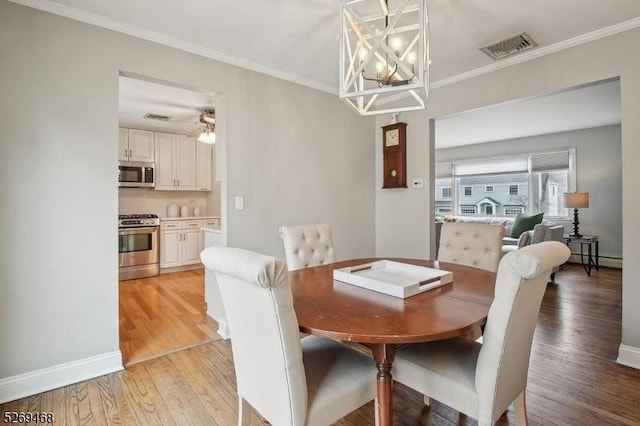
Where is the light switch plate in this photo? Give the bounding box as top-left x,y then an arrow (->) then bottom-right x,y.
235,196 -> 244,210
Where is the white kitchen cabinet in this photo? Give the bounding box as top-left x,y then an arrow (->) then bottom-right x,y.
182,228 -> 202,264
119,128 -> 154,162
160,229 -> 182,268
155,132 -> 196,190
203,218 -> 220,229
160,220 -> 203,268
196,141 -> 213,191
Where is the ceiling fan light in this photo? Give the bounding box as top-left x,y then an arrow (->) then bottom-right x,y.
198,127 -> 216,144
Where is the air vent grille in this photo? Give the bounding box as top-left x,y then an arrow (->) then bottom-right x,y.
480,32 -> 537,60
143,113 -> 170,121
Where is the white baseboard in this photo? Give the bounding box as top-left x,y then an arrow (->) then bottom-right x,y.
0,351 -> 123,404
206,308 -> 230,340
617,344 -> 640,370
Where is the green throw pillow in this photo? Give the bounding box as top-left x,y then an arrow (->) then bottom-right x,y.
510,212 -> 544,238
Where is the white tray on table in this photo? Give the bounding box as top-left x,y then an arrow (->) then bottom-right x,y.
333,260 -> 452,299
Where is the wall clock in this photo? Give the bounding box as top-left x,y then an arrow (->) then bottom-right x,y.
382,122 -> 407,188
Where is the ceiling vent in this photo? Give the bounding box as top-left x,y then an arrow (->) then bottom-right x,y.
480,32 -> 537,60
143,113 -> 170,121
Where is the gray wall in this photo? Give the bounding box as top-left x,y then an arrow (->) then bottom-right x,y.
374,27 -> 640,363
436,125 -> 622,261
0,0 -> 375,400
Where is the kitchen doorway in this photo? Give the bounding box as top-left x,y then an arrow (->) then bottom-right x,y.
118,73 -> 223,366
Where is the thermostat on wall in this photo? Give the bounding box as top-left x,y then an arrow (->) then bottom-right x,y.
412,178 -> 426,189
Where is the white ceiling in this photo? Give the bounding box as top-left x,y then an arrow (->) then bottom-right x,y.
15,0 -> 634,141
118,76 -> 216,134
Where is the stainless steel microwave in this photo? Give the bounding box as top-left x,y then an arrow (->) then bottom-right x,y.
118,161 -> 155,188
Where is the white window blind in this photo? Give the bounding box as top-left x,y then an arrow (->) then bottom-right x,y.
453,156 -> 528,176
531,150 -> 572,172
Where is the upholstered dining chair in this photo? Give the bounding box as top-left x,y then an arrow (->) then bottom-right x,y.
200,246 -> 378,426
279,224 -> 336,271
392,241 -> 571,426
437,222 -> 505,273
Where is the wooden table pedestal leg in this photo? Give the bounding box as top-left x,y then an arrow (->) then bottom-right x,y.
371,343 -> 396,426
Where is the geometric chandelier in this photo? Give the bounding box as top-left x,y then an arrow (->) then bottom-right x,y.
339,0 -> 430,116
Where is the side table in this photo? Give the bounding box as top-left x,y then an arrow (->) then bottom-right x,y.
562,234 -> 599,276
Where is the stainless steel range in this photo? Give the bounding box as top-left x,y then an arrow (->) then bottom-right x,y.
118,214 -> 160,280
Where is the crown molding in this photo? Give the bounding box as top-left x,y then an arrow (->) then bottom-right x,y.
431,16 -> 640,89
9,0 -> 640,95
8,0 -> 338,95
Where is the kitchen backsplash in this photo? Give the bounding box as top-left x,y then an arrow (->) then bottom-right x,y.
119,188 -> 210,218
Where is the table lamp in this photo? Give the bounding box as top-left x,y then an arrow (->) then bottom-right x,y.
564,192 -> 589,238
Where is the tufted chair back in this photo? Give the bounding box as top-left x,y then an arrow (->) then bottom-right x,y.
437,222 -> 505,272
279,224 -> 336,271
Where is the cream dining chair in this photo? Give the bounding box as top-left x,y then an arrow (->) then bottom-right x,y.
279,224 -> 336,271
200,246 -> 378,426
392,241 -> 571,426
437,222 -> 505,273
437,222 -> 506,341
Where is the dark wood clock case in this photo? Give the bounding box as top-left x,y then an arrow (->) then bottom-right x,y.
382,122 -> 407,188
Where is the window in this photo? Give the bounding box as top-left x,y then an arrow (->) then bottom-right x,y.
530,151 -> 574,217
435,149 -> 575,218
456,173 -> 528,217
460,206 -> 477,214
504,206 -> 524,216
435,177 -> 453,214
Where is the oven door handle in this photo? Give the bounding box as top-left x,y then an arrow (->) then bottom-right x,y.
118,227 -> 158,235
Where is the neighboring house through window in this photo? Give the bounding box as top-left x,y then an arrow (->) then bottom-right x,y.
435,149 -> 575,218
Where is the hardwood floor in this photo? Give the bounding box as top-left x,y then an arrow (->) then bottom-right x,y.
119,269 -> 220,366
4,264 -> 640,425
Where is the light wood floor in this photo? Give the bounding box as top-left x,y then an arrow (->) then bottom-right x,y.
4,264 -> 640,425
119,269 -> 220,366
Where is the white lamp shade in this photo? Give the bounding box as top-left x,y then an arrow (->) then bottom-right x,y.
564,192 -> 589,208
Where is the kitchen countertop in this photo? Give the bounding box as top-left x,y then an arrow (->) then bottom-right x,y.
161,216 -> 220,221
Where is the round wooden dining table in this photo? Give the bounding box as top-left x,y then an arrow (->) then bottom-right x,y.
289,258 -> 497,426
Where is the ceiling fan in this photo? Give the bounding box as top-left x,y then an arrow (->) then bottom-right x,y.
190,107 -> 216,144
